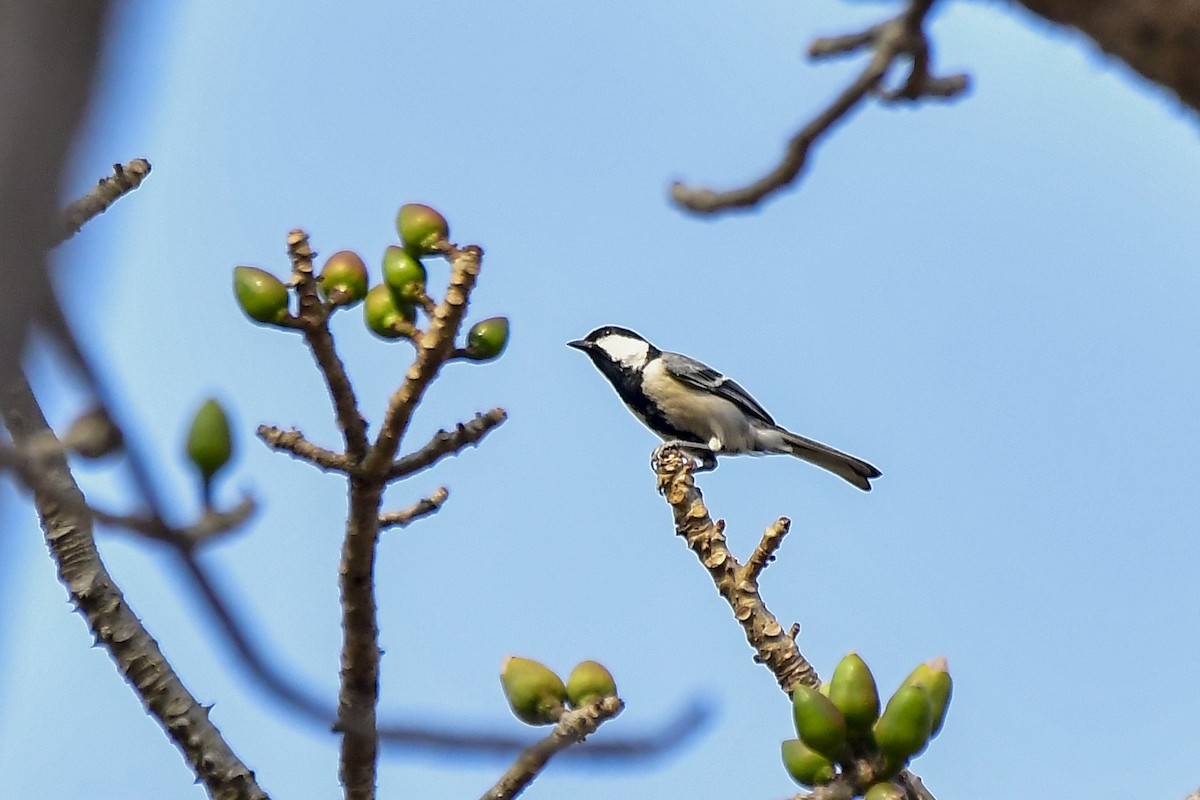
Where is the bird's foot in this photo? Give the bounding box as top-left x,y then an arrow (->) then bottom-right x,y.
651,441 -> 718,474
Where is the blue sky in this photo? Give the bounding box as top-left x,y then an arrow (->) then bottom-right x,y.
2,2 -> 1199,799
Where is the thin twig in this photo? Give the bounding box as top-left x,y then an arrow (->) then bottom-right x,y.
652,446 -> 818,693
257,425 -> 354,473
379,487 -> 449,531
387,408 -> 507,480
0,374 -> 270,800
671,0 -> 968,214
481,697 -> 625,800
287,229 -> 371,462
51,158 -> 152,245
743,517 -> 791,584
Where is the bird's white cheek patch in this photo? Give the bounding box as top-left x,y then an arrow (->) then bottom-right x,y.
596,335 -> 650,369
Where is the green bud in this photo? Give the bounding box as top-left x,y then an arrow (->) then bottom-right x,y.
904,657 -> 952,738
186,399 -> 233,483
873,684 -> 933,764
381,245 -> 428,304
363,284 -> 416,339
565,661 -> 617,708
396,203 -> 449,255
863,782 -> 906,800
791,684 -> 848,761
500,656 -> 567,726
780,739 -> 835,788
233,266 -> 289,324
464,317 -> 509,361
829,652 -> 880,738
317,250 -> 369,305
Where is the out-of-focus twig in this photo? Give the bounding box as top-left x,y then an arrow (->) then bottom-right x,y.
671,0 -> 968,214
480,697 -> 625,800
94,495 -> 256,549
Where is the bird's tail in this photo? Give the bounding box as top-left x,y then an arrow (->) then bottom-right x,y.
763,427 -> 881,491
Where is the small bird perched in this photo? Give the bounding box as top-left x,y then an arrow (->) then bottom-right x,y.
568,326 -> 881,490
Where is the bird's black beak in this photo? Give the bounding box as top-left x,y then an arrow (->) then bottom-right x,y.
566,339 -> 589,351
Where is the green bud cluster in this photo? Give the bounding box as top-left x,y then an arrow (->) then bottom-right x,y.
783,653 -> 952,796
500,656 -> 617,726
230,203 -> 509,363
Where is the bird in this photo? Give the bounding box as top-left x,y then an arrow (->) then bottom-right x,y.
567,325 -> 881,490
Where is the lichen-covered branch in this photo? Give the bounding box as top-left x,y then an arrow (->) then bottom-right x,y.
379,487 -> 449,531
653,445 -> 935,799
386,408 -> 507,480
652,446 -> 818,693
0,375 -> 269,800
671,0 -> 967,214
480,697 -> 625,800
51,158 -> 152,245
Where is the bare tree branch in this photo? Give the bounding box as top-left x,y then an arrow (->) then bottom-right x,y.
286,229 -> 371,462
652,445 -> 935,800
387,408 -> 507,480
0,375 -> 269,800
481,697 -> 625,800
743,517 -> 790,585
379,487 -> 449,531
653,446 -> 818,693
257,425 -> 354,473
671,0 -> 967,214
52,158 -> 152,245
368,244 -> 483,474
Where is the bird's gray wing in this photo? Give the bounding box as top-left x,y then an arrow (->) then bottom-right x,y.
660,351 -> 776,426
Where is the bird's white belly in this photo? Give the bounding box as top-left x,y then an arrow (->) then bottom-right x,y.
642,360 -> 760,452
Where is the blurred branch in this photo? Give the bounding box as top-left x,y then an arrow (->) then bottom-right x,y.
652,445 -> 818,693
481,697 -> 625,800
0,375 -> 269,800
387,408 -> 508,480
0,0 -> 107,391
1012,0 -> 1200,113
286,229 -> 371,462
670,0 -> 967,214
94,495 -> 256,549
379,487 -> 449,531
257,425 -> 353,473
51,158 -> 152,245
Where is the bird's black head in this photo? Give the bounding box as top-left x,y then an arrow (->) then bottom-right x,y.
567,326 -> 656,372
